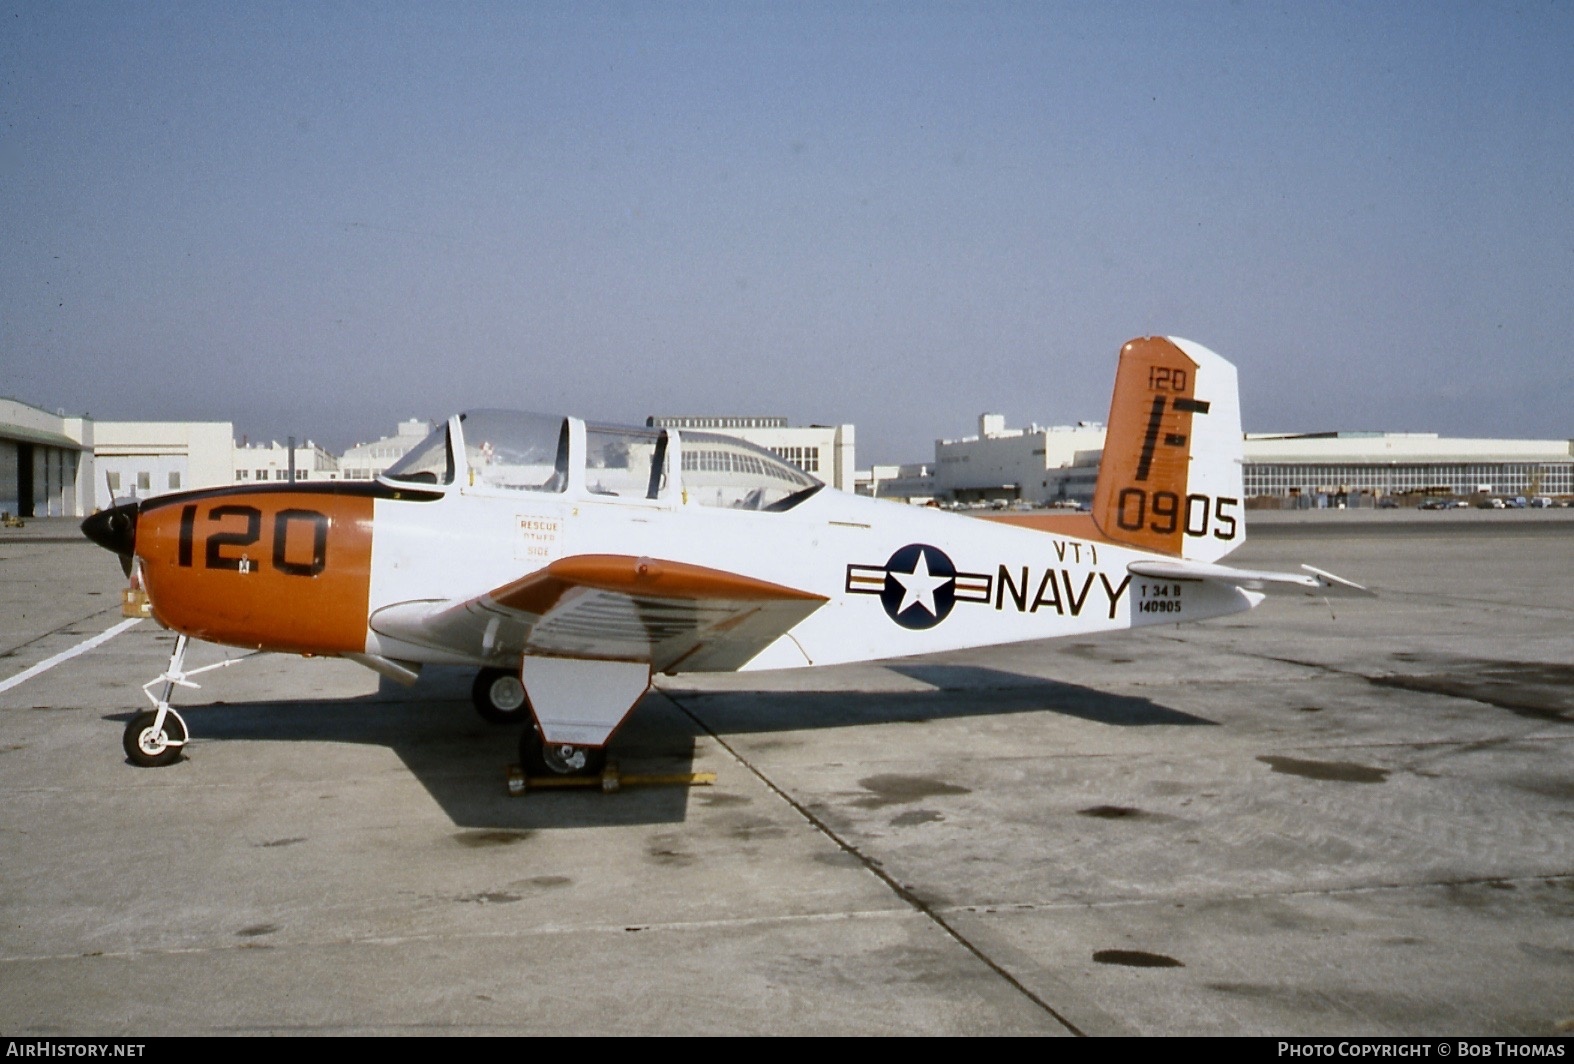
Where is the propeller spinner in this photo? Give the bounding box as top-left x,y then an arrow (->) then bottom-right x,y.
81,502 -> 139,577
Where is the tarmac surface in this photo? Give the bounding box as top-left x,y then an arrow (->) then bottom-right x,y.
1,510 -> 1570,1035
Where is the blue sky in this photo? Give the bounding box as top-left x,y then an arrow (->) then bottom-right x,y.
3,1 -> 1570,462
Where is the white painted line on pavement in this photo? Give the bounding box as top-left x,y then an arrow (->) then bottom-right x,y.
0,618 -> 144,695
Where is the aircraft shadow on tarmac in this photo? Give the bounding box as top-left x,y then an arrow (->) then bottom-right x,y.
673,663 -> 1214,733
104,663 -> 1210,831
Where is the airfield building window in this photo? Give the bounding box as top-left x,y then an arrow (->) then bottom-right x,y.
384,422 -> 455,486
461,411 -> 569,493
682,432 -> 822,511
137,472 -> 151,491
773,445 -> 821,474
585,424 -> 667,499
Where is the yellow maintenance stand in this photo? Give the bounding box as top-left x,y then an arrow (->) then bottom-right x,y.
507,761 -> 716,797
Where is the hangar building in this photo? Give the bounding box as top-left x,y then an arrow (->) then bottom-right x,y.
1242,432 -> 1573,502
873,413 -> 1574,507
0,398 -> 95,518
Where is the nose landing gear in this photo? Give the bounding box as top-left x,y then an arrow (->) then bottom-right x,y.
121,633 -> 257,767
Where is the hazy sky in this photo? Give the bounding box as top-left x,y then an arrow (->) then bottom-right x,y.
4,1 -> 1571,463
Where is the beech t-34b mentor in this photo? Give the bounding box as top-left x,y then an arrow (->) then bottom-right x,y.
82,337 -> 1367,777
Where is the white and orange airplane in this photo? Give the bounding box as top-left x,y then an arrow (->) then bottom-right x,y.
83,337 -> 1366,776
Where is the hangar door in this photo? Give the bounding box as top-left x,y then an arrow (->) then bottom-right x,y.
0,442 -> 29,518
0,443 -> 23,516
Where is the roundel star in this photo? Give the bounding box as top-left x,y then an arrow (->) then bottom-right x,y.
891,547 -> 951,618
878,544 -> 959,629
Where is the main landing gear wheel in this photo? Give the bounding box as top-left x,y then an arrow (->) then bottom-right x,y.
519,725 -> 606,778
123,710 -> 187,768
472,667 -> 530,725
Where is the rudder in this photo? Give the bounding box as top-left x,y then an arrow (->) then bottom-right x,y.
1090,337 -> 1244,562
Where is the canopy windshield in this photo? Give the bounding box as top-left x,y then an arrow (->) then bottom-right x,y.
585,423 -> 667,499
681,432 -> 822,511
461,411 -> 569,493
383,422 -> 454,485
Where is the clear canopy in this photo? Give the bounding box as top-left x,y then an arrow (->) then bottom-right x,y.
382,413 -> 822,510
382,422 -> 453,485
585,423 -> 667,499
681,431 -> 821,510
460,411 -> 569,493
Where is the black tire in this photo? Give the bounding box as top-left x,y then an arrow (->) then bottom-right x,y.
518,725 -> 606,777
123,710 -> 186,768
472,667 -> 530,725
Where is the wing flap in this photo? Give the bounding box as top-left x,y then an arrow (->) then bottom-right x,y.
369,554 -> 827,671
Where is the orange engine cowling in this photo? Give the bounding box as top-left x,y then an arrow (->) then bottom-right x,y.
132,488 -> 375,654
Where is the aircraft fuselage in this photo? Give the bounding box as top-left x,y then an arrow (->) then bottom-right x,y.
113,478 -> 1255,671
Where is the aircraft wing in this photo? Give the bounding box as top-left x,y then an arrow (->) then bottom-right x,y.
1127,559 -> 1372,597
369,554 -> 828,673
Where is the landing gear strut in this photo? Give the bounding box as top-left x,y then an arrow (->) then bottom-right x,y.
122,633 -> 256,767
124,634 -> 193,767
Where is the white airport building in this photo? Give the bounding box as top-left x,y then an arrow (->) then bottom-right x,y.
338,419 -> 434,480
231,439 -> 339,485
865,414 -> 1573,508
930,414 -> 1107,506
858,463 -> 938,504
645,416 -> 857,493
6,395 -> 1569,520
94,421 -> 236,510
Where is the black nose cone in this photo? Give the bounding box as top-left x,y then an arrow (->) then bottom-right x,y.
82,502 -> 139,561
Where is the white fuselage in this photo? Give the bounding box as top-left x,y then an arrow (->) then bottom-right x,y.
361,484 -> 1256,672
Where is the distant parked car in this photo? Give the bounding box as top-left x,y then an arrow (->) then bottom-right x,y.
1506,496 -> 1528,508
1377,498 -> 1400,509
1420,499 -> 1446,510
1448,499 -> 1471,509
1530,496 -> 1553,508
1478,498 -> 1505,509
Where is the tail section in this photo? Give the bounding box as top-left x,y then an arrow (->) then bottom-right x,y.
1090,337 -> 1244,562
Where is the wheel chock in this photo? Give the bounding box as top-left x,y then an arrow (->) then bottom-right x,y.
506,761 -> 717,797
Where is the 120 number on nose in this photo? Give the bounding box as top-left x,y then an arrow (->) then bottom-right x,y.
176,503 -> 329,576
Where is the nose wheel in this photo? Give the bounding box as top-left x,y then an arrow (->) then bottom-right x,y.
123,708 -> 188,767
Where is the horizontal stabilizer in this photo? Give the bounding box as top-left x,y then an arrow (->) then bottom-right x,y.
1128,559 -> 1371,597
